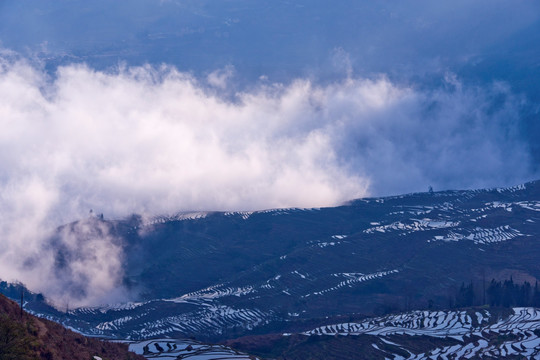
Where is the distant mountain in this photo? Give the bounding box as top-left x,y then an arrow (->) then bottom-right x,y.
9,180 -> 540,343
0,293 -> 144,360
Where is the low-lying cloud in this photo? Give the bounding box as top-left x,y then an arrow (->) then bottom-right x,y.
0,56 -> 534,306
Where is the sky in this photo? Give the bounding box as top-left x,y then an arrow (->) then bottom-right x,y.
0,0 -> 539,306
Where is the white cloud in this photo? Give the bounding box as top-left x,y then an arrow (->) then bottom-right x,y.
0,57 -> 533,306
207,65 -> 235,89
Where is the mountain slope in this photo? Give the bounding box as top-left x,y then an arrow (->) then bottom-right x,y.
14,180 -> 540,341
227,307 -> 540,359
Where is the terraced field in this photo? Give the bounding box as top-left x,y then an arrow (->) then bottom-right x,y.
302,307 -> 540,359
128,339 -> 258,360
13,180 -> 540,343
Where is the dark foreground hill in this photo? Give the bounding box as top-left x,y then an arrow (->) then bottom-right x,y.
0,294 -> 144,360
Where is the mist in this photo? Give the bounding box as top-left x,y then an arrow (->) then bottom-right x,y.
0,55 -> 535,306
0,0 -> 539,307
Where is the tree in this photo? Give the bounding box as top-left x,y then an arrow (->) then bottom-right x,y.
487,279 -> 502,306
456,282 -> 474,307
487,278 -> 535,307
0,315 -> 38,360
502,278 -> 515,307
533,281 -> 540,307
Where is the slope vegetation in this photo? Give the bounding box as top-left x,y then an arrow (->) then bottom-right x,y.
0,294 -> 144,360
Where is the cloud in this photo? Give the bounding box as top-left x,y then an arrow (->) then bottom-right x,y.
0,55 -> 534,306
46,217 -> 127,307
207,65 -> 235,89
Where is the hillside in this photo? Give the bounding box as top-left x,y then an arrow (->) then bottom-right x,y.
7,180 -> 540,343
226,307 -> 540,359
0,294 -> 144,360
